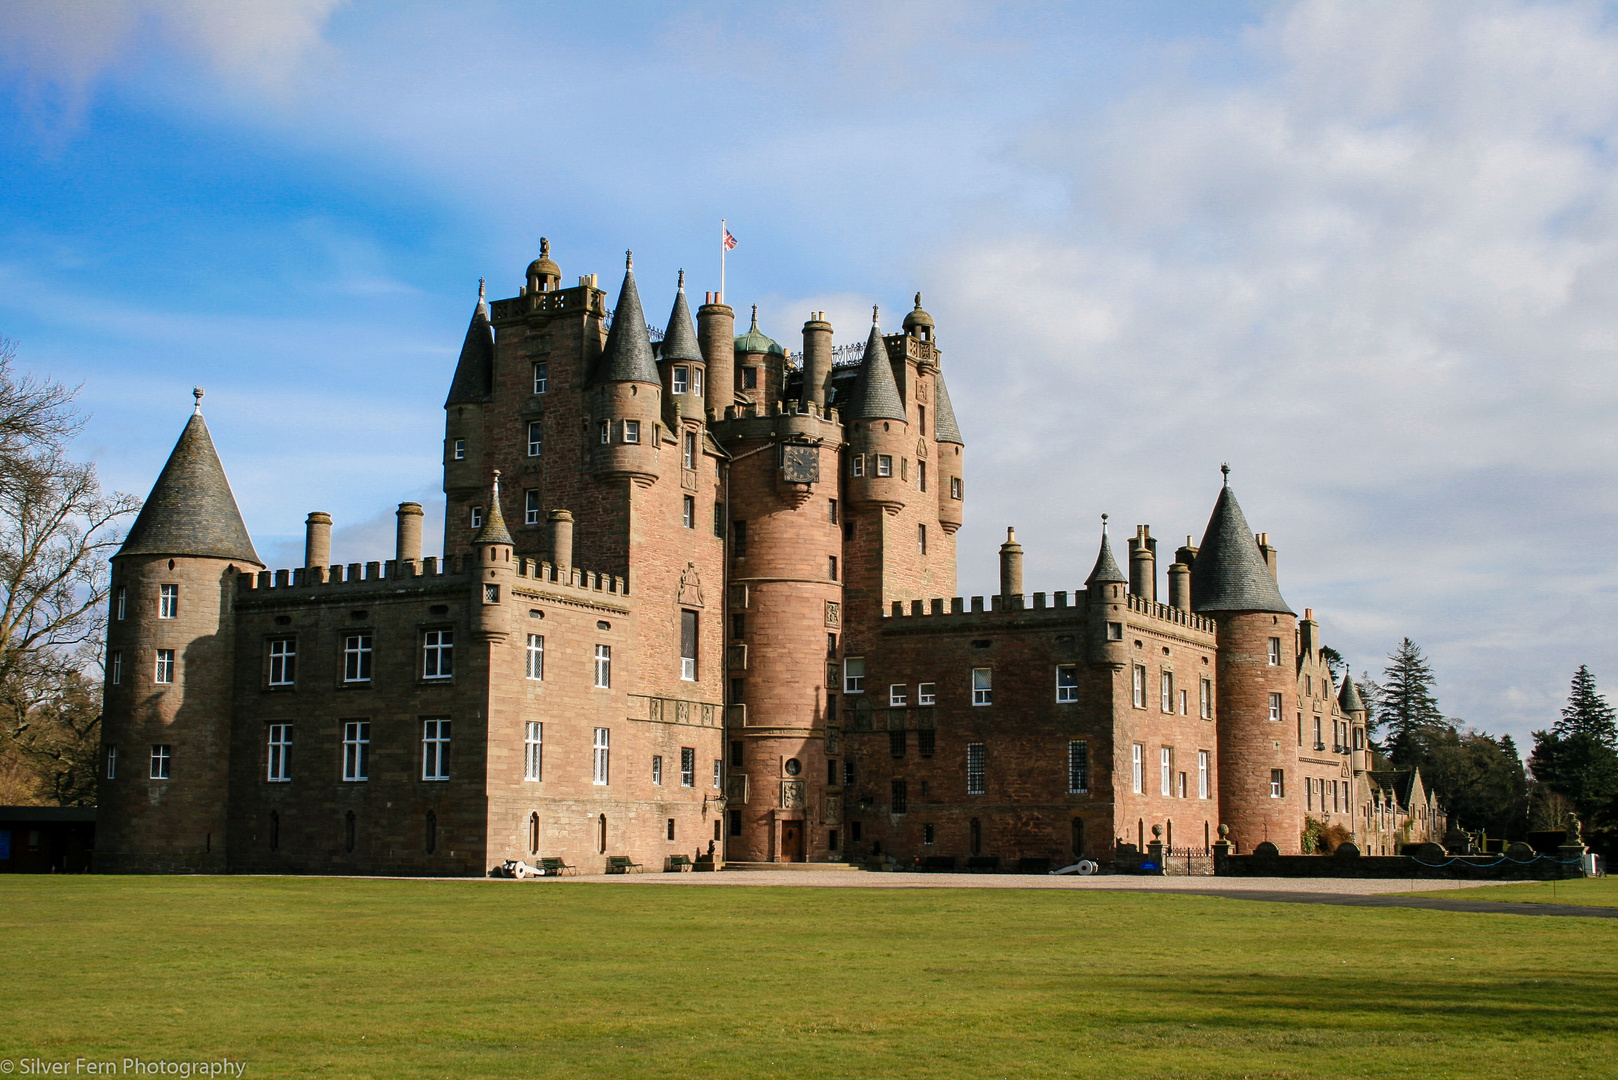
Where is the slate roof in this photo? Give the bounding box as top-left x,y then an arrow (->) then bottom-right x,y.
659,272 -> 703,363
1086,529 -> 1127,586
473,474 -> 514,546
933,370 -> 963,445
1189,483 -> 1293,615
594,257 -> 661,384
445,281 -> 494,405
847,321 -> 906,421
118,412 -> 261,565
1339,671 -> 1366,714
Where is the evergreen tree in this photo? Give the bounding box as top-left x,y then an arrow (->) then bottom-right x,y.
1555,665 -> 1617,748
1378,638 -> 1446,767
1423,726 -> 1528,837
1319,646 -> 1345,682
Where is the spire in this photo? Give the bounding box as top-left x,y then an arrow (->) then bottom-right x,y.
659,269 -> 703,363
594,252 -> 661,384
445,280 -> 494,405
473,470 -> 514,545
1188,475 -> 1293,615
848,314 -> 905,421
1339,671 -> 1366,715
1085,515 -> 1126,586
933,369 -> 964,445
117,404 -> 261,565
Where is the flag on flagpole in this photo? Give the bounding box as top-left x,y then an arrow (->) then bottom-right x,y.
723,228 -> 737,250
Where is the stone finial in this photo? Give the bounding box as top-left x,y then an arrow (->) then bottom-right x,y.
1151,824 -> 1163,839
192,387 -> 204,415
626,250 -> 633,269
677,268 -> 685,287
1101,512 -> 1108,535
1218,823 -> 1230,838
1220,462 -> 1230,485
540,237 -> 549,257
872,304 -> 879,324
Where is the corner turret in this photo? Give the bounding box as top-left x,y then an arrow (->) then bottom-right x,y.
1085,517 -> 1128,669
844,311 -> 910,513
591,253 -> 663,486
734,306 -> 786,408
659,270 -> 707,424
474,471 -> 514,643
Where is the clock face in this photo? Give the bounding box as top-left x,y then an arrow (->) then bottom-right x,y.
781,444 -> 820,484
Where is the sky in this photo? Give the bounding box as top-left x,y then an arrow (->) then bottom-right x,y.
2,0 -> 1617,751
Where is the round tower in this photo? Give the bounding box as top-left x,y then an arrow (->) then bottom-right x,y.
658,270 -> 707,425
844,312 -> 910,515
1084,518 -> 1129,670
590,253 -> 663,487
98,391 -> 263,872
733,306 -> 786,409
443,279 -> 495,556
933,361 -> 965,535
1191,470 -> 1300,854
800,312 -> 833,412
472,472 -> 516,644
697,295 -> 735,420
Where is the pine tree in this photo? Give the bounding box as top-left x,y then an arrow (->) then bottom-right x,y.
1555,666 -> 1617,749
1379,638 -> 1447,767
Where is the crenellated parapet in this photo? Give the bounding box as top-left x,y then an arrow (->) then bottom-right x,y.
877,589 -> 1216,634
237,556 -> 628,602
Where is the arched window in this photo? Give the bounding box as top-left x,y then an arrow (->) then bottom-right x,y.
529,812 -> 540,856
345,811 -> 355,854
269,811 -> 280,852
1071,818 -> 1084,858
969,818 -> 982,856
597,814 -> 607,855
425,811 -> 437,855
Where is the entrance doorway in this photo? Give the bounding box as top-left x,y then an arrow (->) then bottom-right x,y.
780,821 -> 805,862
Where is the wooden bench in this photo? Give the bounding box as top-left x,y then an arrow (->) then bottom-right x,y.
606,855 -> 645,874
540,857 -> 577,876
665,854 -> 694,872
965,856 -> 1000,872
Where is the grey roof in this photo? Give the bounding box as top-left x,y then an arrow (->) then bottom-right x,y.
847,321 -> 906,421
445,282 -> 494,405
1189,483 -> 1293,615
594,258 -> 661,384
1339,672 -> 1366,714
473,475 -> 514,546
659,272 -> 703,363
118,412 -> 261,565
933,370 -> 963,445
1086,529 -> 1127,586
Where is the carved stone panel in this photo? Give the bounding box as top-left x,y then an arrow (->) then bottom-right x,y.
726,773 -> 749,805
824,792 -> 843,825
825,726 -> 841,755
780,780 -> 806,810
824,600 -> 840,628
677,563 -> 704,607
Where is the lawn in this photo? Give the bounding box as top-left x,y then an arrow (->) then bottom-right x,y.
1404,876 -> 1618,908
1,877 -> 1614,1080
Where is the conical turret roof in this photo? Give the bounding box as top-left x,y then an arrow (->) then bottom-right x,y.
473,472 -> 514,546
934,370 -> 963,445
1189,478 -> 1293,615
1339,671 -> 1366,715
1085,524 -> 1126,586
118,405 -> 261,565
659,271 -> 703,363
595,255 -> 661,384
445,280 -> 494,405
848,314 -> 905,421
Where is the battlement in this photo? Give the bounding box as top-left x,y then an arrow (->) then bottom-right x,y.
487,283 -> 602,324
883,590 -> 1089,624
720,399 -> 841,424
236,556 -> 628,600
1126,591 -> 1216,633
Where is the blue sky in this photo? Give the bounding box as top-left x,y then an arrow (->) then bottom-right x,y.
4,0 -> 1618,749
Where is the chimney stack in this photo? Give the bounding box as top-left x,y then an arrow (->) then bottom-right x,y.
550,509 -> 575,570
801,312 -> 832,411
999,526 -> 1023,606
1128,525 -> 1157,602
395,502 -> 423,564
697,294 -> 735,420
1256,532 -> 1278,581
304,512 -> 332,569
1168,562 -> 1191,610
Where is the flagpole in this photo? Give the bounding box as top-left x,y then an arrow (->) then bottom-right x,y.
720,218 -> 726,303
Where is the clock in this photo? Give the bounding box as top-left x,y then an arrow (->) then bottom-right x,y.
780,443 -> 820,484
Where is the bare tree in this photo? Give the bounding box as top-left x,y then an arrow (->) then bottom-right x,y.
0,337 -> 139,804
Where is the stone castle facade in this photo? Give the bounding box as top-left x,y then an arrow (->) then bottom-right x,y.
94,242 -> 1443,875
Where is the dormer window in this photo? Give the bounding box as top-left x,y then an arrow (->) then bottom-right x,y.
673,367 -> 688,394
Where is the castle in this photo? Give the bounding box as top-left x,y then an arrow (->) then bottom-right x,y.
93,242 -> 1444,875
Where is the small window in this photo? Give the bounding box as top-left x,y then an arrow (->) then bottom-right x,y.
594,644 -> 612,689
889,730 -> 906,757
155,649 -> 175,684
667,818 -> 676,841
950,476 -> 962,500
652,754 -> 663,786
1056,665 -> 1078,703
150,744 -> 171,780
673,366 -> 688,394
692,367 -> 703,398
593,727 -> 610,784
917,682 -> 935,706
1107,622 -> 1124,641
1268,637 -> 1281,665
844,657 -> 865,694
159,584 -> 178,619
742,366 -> 758,389
891,779 -> 908,814
876,455 -> 893,477
526,421 -> 543,457
1131,743 -> 1144,794
713,759 -> 722,788
972,667 -> 992,706
453,439 -> 466,460
268,639 -> 296,686
423,629 -> 454,679
1200,678 -> 1213,719
1198,749 -> 1209,799
1269,692 -> 1282,722
525,489 -> 541,525
1132,665 -> 1146,708
110,650 -> 122,686
917,730 -> 935,756
733,614 -> 747,639
533,362 -> 548,394
889,684 -> 907,707
730,740 -> 744,767
1161,671 -> 1173,713
967,743 -> 986,794
599,421 -> 610,444
733,520 -> 748,557
105,745 -> 117,780
343,722 -> 369,781
919,461 -> 927,492
115,587 -> 126,620
1068,740 -> 1089,794
344,634 -> 373,683
1270,769 -> 1285,798
713,502 -> 725,537
680,610 -> 698,681
470,506 -> 483,528
918,523 -> 927,554
682,495 -> 695,529
923,823 -> 935,845
1179,688 -> 1188,716
680,747 -> 695,787
1160,747 -> 1173,796
526,634 -> 544,680
623,420 -> 640,444
422,719 -> 451,780
683,431 -> 696,469
267,724 -> 292,781
851,455 -> 864,478
828,498 -> 838,523
828,555 -> 838,581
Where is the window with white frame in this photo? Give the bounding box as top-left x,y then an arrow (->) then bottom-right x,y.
917,681 -> 935,706
423,630 -> 453,679
344,634 -> 372,683
1068,740 -> 1089,794
527,421 -> 543,456
1132,665 -> 1146,708
470,506 -> 483,528
343,722 -> 369,781
623,420 -> 640,444
159,584 -> 178,619
680,746 -> 695,787
526,489 -> 541,525
876,455 -> 893,477
917,524 -> 927,554
843,657 -> 865,694
593,727 -> 610,784
453,439 -> 466,460
524,721 -> 543,781
1268,692 -> 1282,722
1268,637 -> 1281,665
673,366 -> 688,394
950,476 -> 962,499
889,684 -> 907,707
1270,769 -> 1284,798
599,421 -> 610,444
680,611 -> 697,680
683,431 -> 696,470
1200,678 -> 1212,719
110,650 -> 122,685
851,454 -> 864,478
116,587 -> 126,620
1161,671 -> 1173,713
422,719 -> 451,780
267,724 -> 292,781
1132,743 -> 1144,794
652,754 -> 663,785
1056,665 -> 1078,703
155,649 -> 175,684
533,361 -> 548,394
150,744 -> 171,779
1198,749 -> 1209,799
594,644 -> 611,688
966,743 -> 985,794
692,367 -> 703,398
713,759 -> 722,788
972,668 -> 992,706
268,639 -> 296,686
526,634 -> 544,680
1178,689 -> 1188,715
682,494 -> 694,529
105,745 -> 117,780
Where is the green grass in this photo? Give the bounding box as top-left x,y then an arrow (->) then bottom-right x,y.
1404,876 -> 1618,907
1,877 -> 1614,1080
